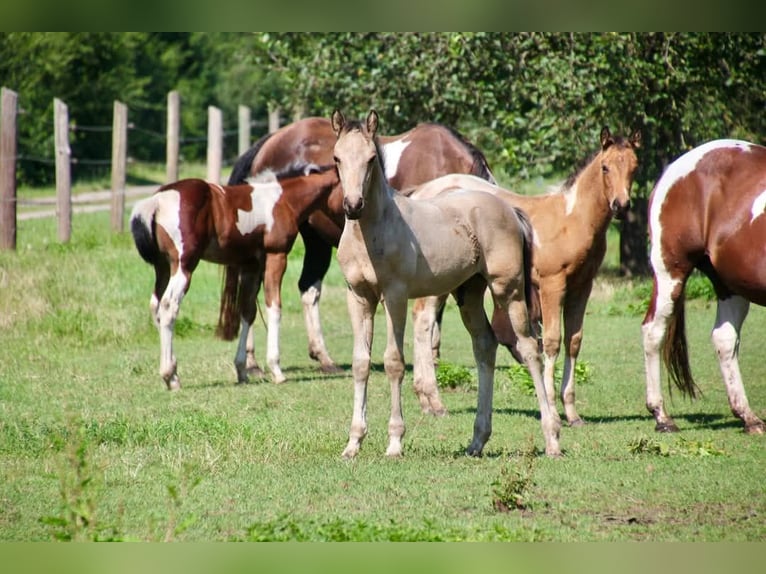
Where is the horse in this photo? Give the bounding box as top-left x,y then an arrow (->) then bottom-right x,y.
221,116 -> 496,383
641,139 -> 766,435
331,109 -> 561,459
409,127 -> 641,426
130,166 -> 339,390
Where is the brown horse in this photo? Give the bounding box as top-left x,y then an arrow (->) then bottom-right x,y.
642,139 -> 766,434
221,116 -> 495,382
332,109 -> 560,459
130,166 -> 339,389
410,127 -> 641,426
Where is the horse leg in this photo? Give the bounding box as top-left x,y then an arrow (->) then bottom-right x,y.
538,282 -> 565,411
382,289 -> 408,457
232,268 -> 262,384
298,226 -> 341,373
156,266 -> 190,391
711,296 -> 764,434
458,281 -> 499,457
411,295 -> 448,416
642,274 -> 684,432
431,298 -> 446,362
263,253 -> 287,384
245,327 -> 266,379
493,279 -> 561,457
559,283 -> 594,427
342,288 -> 377,459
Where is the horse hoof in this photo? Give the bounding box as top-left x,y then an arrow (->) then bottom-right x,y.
320,363 -> 344,375
745,421 -> 765,435
655,421 -> 679,433
568,418 -> 586,428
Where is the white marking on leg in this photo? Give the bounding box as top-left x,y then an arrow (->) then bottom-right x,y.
302,281 -> 332,365
233,178 -> 283,235
381,138 -> 412,181
157,270 -> 187,389
750,190 -> 766,223
266,303 -> 286,383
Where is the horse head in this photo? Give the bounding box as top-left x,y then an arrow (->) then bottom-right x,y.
332,109 -> 379,220
598,126 -> 641,220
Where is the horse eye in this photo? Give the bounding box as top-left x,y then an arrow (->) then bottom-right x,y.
601,164 -> 609,174
333,156 -> 340,165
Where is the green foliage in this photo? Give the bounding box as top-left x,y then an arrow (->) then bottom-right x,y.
506,360 -> 593,396
628,436 -> 727,457
491,440 -> 540,512
436,361 -> 475,391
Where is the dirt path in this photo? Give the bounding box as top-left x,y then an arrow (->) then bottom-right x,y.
17,185 -> 157,221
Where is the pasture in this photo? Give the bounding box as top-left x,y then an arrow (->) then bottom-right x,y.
1,209 -> 764,541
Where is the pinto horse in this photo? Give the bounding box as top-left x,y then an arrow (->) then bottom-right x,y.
642,139 -> 766,434
332,109 -> 560,459
130,166 -> 339,390
409,127 -> 641,426
222,116 -> 495,382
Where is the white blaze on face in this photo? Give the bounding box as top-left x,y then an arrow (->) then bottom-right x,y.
236,178 -> 283,235
381,138 -> 412,181
750,190 -> 766,223
154,189 -> 184,257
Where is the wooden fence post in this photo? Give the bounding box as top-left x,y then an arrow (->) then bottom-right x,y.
268,105 -> 280,134
111,100 -> 128,232
166,90 -> 179,183
207,105 -> 222,184
0,87 -> 18,251
238,105 -> 251,156
54,98 -> 71,243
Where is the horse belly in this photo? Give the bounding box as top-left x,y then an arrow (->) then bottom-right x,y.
711,225 -> 766,304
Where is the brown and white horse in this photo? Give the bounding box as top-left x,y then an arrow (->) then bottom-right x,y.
332,109 -> 560,459
642,139 -> 766,434
222,116 -> 495,382
130,166 -> 338,389
410,127 -> 641,426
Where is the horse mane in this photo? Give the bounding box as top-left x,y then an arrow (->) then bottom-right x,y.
431,123 -> 496,184
560,133 -> 634,192
227,131 -> 275,185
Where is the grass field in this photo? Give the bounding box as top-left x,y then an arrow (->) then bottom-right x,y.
1,207 -> 764,542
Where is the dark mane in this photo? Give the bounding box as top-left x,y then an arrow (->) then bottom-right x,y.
227,131 -> 274,185
432,123 -> 496,183
275,162 -> 336,180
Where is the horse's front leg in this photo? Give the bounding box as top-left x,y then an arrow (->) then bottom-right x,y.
157,268 -> 190,391
264,252 -> 287,383
711,296 -> 764,434
539,281 -> 565,412
342,288 -> 377,459
382,290 -> 408,457
560,283 -> 594,426
411,295 -> 448,416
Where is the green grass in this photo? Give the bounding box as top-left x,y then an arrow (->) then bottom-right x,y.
0,210 -> 764,541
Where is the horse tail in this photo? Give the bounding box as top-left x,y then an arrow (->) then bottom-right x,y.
227,132 -> 274,185
216,265 -> 242,341
662,290 -> 700,399
130,195 -> 161,265
513,207 -> 539,323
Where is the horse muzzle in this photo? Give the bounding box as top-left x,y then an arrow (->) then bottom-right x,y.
343,197 -> 364,220
611,198 -> 630,220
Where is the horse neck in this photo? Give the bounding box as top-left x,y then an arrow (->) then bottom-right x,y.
566,159 -> 613,231
358,158 -> 397,228
281,170 -> 337,220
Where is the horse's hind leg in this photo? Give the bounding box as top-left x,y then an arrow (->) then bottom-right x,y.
411,295 -> 448,416
711,296 -> 764,434
642,273 -> 684,432
455,280 -> 499,456
560,283 -> 594,427
234,268 -> 262,385
493,280 -> 561,457
156,266 -> 189,391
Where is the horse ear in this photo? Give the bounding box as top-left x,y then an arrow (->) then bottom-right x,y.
629,129 -> 642,149
367,110 -> 379,137
331,109 -> 345,136
600,126 -> 613,150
